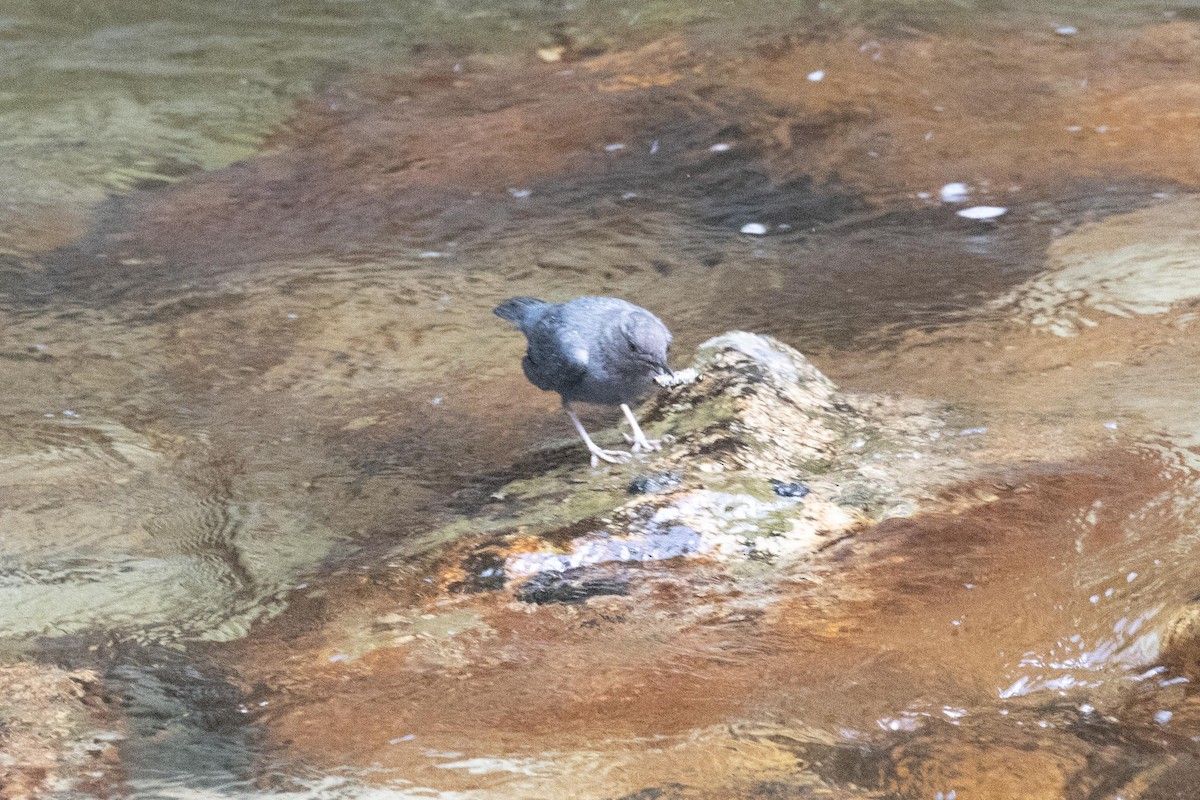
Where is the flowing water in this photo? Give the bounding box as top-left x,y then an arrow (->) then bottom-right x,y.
4,0 -> 1200,797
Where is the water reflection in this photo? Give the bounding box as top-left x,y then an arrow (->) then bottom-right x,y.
3,0 -> 1200,797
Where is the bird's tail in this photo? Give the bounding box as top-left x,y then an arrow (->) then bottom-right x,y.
493,296 -> 546,324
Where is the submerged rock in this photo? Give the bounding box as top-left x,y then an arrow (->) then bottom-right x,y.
1156,596 -> 1200,681
0,663 -> 123,797
1002,194 -> 1200,336
0,417 -> 332,644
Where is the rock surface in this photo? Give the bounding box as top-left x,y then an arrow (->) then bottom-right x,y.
414,331 -> 964,605
0,663 -> 122,798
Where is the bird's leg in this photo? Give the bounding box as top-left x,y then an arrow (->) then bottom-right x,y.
620,403 -> 661,453
564,404 -> 631,467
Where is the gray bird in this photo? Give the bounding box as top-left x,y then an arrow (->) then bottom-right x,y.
494,296 -> 672,466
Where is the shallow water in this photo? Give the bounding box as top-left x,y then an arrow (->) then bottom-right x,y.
4,0 -> 1200,797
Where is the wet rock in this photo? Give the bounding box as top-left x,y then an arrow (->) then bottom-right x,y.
0,663 -> 123,797
770,479 -> 811,498
515,568 -> 630,605
504,524 -> 706,577
415,331 -> 964,602
446,551 -> 509,593
629,471 -> 683,494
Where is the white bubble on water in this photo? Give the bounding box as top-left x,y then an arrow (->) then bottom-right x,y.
940,182 -> 970,202
956,206 -> 1007,220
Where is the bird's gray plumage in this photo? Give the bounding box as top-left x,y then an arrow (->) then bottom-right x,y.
494,296 -> 672,465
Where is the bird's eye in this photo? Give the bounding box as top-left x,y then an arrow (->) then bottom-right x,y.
629,341 -> 641,353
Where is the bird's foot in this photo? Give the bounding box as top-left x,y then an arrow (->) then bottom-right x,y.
622,432 -> 663,452
589,446 -> 632,467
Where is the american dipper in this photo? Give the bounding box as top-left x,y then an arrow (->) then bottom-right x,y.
494,296 -> 672,466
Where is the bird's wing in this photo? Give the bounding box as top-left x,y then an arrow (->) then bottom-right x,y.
522,323 -> 589,393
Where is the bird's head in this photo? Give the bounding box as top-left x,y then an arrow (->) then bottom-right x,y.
619,312 -> 672,378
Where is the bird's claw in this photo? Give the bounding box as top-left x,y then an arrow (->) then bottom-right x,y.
622,432 -> 663,452
590,448 -> 632,467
